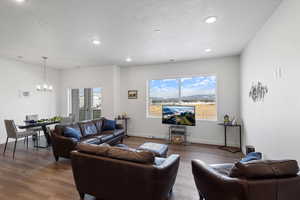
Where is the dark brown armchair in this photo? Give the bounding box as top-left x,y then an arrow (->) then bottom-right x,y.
192,159 -> 300,200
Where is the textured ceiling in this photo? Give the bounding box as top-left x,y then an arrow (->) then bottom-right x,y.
0,0 -> 281,68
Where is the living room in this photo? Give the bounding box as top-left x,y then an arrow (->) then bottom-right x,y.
0,0 -> 299,200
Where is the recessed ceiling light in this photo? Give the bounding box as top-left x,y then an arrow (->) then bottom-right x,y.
205,16 -> 217,24
126,57 -> 132,62
154,29 -> 161,33
205,48 -> 212,53
15,0 -> 26,3
92,39 -> 101,45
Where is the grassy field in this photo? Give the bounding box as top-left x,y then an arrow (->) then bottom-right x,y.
149,103 -> 217,120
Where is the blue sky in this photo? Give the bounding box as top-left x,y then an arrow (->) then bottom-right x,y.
150,76 -> 216,98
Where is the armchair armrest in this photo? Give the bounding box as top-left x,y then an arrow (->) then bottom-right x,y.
155,154 -> 180,170
152,154 -> 180,198
191,159 -> 247,200
50,131 -> 78,158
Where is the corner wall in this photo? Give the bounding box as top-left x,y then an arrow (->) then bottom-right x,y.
241,0 -> 300,161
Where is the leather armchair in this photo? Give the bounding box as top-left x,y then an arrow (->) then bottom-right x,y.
192,159 -> 300,200
71,150 -> 180,200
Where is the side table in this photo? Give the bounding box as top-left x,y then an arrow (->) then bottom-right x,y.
115,117 -> 130,137
218,123 -> 242,153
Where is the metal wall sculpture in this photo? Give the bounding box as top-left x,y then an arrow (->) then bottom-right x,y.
249,81 -> 268,102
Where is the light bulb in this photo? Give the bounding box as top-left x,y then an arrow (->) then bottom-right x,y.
15,0 -> 26,3
92,39 -> 101,45
205,16 -> 217,24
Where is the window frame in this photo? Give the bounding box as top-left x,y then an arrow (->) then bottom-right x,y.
146,74 -> 218,122
67,86 -> 103,120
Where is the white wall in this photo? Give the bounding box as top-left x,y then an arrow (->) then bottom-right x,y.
60,65 -> 120,119
120,56 -> 240,145
241,0 -> 300,161
0,58 -> 60,143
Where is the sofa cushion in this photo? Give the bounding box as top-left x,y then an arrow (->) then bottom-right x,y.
64,127 -> 82,140
100,134 -> 114,143
211,163 -> 234,177
115,143 -> 136,151
79,121 -> 98,137
102,119 -> 116,131
240,152 -> 262,163
77,143 -> 155,164
107,147 -> 155,164
80,137 -> 101,145
113,129 -> 124,137
230,160 -> 299,179
55,123 -> 81,136
77,143 -> 110,156
101,130 -> 114,135
69,137 -> 80,142
93,118 -> 104,134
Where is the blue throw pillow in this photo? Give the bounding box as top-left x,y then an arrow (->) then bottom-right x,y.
64,127 -> 82,140
102,119 -> 116,131
240,152 -> 262,163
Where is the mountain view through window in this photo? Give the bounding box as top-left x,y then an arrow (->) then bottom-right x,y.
148,76 -> 217,120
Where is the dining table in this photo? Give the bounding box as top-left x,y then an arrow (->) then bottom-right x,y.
18,121 -> 60,148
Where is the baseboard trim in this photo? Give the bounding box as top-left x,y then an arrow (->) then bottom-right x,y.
127,132 -> 239,147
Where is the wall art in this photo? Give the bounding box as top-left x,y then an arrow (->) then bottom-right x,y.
249,81 -> 268,102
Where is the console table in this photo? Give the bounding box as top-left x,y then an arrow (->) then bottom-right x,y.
115,117 -> 130,137
218,123 -> 242,153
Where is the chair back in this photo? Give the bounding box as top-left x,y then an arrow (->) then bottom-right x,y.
4,120 -> 18,138
26,114 -> 39,121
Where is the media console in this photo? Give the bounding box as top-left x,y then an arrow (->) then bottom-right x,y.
168,125 -> 188,145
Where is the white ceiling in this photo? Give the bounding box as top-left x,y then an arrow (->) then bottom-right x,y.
0,0 -> 281,69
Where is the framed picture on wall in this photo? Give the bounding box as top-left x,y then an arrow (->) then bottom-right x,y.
128,90 -> 138,99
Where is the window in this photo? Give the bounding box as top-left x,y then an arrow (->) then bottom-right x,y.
69,87 -> 102,121
148,76 -> 217,120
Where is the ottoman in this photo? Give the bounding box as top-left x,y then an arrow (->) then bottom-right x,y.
137,142 -> 168,158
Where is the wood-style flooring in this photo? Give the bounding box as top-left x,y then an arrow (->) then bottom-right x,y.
0,136 -> 242,200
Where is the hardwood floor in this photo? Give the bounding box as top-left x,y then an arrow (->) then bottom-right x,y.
0,136 -> 242,200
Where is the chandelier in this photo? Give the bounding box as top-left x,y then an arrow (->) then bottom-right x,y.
36,56 -> 53,92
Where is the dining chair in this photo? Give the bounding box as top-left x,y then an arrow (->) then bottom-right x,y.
3,120 -> 36,159
25,114 -> 43,143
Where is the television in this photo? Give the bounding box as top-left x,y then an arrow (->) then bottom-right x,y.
162,105 -> 196,126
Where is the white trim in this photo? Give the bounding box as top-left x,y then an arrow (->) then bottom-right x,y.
127,132 -> 239,147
